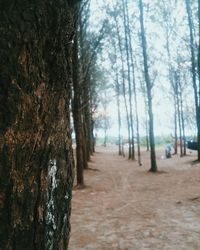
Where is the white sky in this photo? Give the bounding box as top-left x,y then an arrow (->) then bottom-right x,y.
90,0 -> 196,138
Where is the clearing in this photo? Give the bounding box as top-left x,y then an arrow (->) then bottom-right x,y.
69,145 -> 200,250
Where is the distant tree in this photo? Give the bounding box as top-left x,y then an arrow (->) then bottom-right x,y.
72,0 -> 106,187
79,13 -> 106,161
72,2 -> 86,187
112,6 -> 133,159
139,0 -> 157,172
185,0 -> 200,160
122,0 -> 135,160
72,2 -> 88,188
109,41 -> 123,155
124,0 -> 142,165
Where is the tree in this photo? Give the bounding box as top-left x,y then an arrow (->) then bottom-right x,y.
124,0 -> 142,165
78,7 -> 106,162
109,41 -> 123,155
185,0 -> 200,160
72,2 -> 87,187
113,7 -> 132,159
139,0 -> 157,172
122,0 -> 135,160
0,1 -> 77,248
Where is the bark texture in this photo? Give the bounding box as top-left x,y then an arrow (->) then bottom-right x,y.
0,1 -> 75,249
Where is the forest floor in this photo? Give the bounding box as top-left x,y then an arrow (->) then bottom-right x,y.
69,145 -> 200,250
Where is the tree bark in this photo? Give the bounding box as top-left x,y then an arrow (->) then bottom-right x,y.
72,29 -> 85,187
0,1 -> 75,249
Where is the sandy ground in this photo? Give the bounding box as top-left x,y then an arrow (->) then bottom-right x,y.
69,145 -> 200,250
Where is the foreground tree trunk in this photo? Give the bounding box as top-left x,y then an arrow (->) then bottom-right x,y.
139,0 -> 157,172
0,1 -> 76,249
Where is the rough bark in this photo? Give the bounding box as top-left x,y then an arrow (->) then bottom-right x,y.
0,1 -> 75,249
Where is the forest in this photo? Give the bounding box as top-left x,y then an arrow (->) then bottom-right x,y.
0,0 -> 200,249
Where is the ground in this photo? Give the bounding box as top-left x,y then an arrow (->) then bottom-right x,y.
69,145 -> 200,250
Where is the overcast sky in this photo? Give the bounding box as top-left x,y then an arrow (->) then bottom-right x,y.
90,0 -> 196,138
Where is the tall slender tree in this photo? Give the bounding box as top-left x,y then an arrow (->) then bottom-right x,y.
122,0 -> 135,160
72,5 -> 85,187
124,0 -> 142,165
139,0 -> 157,172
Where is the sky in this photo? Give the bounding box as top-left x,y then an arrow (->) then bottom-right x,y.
89,0 -> 196,138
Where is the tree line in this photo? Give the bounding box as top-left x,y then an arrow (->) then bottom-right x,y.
94,0 -> 200,172
0,0 -> 200,249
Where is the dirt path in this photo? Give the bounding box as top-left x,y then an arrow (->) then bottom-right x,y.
69,146 -> 200,250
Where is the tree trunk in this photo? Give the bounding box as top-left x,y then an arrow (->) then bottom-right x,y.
125,0 -> 142,165
197,0 -> 200,160
185,0 -> 200,160
114,59 -> 123,155
115,15 -> 131,159
0,1 -> 75,249
179,83 -> 186,156
72,30 -> 85,187
139,0 -> 157,172
174,96 -> 178,155
174,72 -> 183,157
122,0 -> 135,160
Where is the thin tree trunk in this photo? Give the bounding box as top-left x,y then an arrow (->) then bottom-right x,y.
164,10 -> 178,156
79,8 -> 91,166
117,93 -> 122,155
122,0 -> 135,160
179,84 -> 186,156
144,97 -> 150,152
72,30 -> 85,187
185,0 -> 200,160
115,61 -> 123,155
174,96 -> 178,155
139,0 -> 157,172
115,15 -> 131,158
125,0 -> 142,165
197,0 -> 200,160
175,72 -> 183,157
